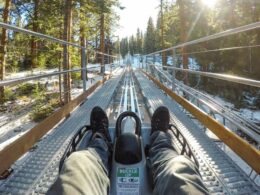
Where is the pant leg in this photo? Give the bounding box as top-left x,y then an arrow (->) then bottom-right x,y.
149,131 -> 209,195
47,137 -> 110,195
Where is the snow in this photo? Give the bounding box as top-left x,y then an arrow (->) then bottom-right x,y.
253,111 -> 260,121
0,112 -> 37,151
212,96 -> 260,123
149,56 -> 200,71
5,68 -> 58,80
240,109 -> 260,123
211,96 -> 234,109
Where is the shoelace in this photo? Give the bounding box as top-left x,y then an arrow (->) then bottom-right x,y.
96,119 -> 108,133
154,119 -> 161,129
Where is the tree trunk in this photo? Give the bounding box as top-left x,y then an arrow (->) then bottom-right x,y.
63,0 -> 73,104
160,0 -> 167,70
80,33 -> 86,80
100,13 -> 105,74
31,0 -> 39,69
0,0 -> 11,104
80,1 -> 87,80
59,5 -> 63,105
179,0 -> 189,85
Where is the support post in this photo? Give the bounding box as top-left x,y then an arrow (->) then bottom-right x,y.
142,56 -> 144,70
81,48 -> 87,91
172,49 -> 176,91
145,56 -> 148,72
110,62 -> 112,75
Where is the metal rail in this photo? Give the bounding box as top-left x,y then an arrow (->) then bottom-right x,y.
0,22 -> 118,57
117,69 -> 142,120
0,63 -> 116,87
143,70 -> 260,174
152,66 -> 260,142
130,79 -> 135,112
0,22 -> 82,48
131,73 -> 142,121
118,78 -> 126,116
150,64 -> 260,88
123,84 -> 128,111
135,71 -> 260,194
0,68 -> 85,87
147,21 -> 260,55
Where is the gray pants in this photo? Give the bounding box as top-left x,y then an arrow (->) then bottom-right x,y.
48,131 -> 209,195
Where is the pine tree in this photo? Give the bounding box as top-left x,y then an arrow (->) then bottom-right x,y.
177,0 -> 189,84
120,37 -> 129,58
129,35 -> 137,56
144,17 -> 156,54
136,28 -> 143,54
160,0 -> 167,68
63,0 -> 73,103
0,0 -> 11,104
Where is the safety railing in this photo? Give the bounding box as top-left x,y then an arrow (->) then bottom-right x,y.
0,22 -> 120,176
141,22 -> 260,184
146,21 -> 260,55
143,68 -> 260,179
150,64 -> 260,88
153,65 -> 260,138
0,22 -> 118,90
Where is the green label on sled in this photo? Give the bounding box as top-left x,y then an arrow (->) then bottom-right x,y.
117,167 -> 139,195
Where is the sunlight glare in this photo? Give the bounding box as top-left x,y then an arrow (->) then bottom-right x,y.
202,0 -> 217,8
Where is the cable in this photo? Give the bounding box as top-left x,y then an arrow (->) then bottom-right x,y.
149,64 -> 260,88
146,21 -> 260,56
161,44 -> 260,57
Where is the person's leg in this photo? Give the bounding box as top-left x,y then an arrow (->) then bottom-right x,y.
47,107 -> 112,195
47,136 -> 110,195
149,106 -> 209,195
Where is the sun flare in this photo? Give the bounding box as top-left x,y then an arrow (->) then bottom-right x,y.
202,0 -> 217,8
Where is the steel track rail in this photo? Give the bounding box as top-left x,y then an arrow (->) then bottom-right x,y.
0,69 -> 124,194
131,72 -> 142,121
135,71 -> 260,194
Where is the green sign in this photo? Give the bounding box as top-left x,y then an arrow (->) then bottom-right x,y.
117,168 -> 139,178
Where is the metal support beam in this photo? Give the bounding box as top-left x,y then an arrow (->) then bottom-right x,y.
172,49 -> 176,91
81,48 -> 87,91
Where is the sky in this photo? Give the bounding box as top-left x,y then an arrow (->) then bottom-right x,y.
115,0 -> 159,38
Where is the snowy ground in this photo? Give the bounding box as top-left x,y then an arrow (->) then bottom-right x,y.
5,64 -> 102,80
211,95 -> 260,124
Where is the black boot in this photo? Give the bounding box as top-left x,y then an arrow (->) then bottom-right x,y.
90,106 -> 111,142
151,106 -> 170,135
